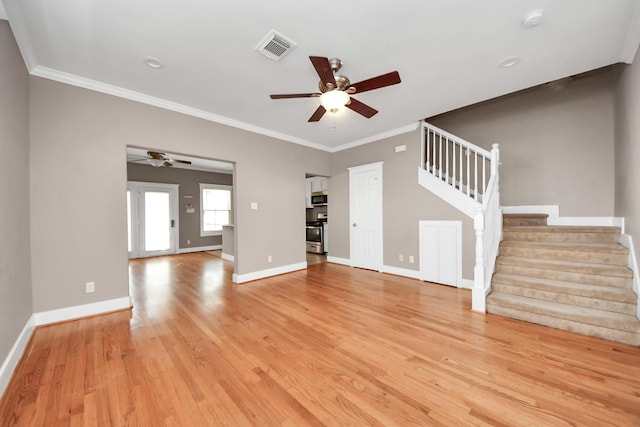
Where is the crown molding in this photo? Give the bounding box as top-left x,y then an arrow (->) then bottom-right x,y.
30,65 -> 337,152
329,122 -> 420,152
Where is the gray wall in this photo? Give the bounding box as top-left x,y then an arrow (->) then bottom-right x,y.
0,21 -> 32,364
29,76 -> 331,312
127,163 -> 233,249
614,51 -> 640,273
329,129 -> 475,279
428,68 -> 617,217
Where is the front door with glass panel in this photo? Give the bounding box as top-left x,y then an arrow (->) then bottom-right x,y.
127,182 -> 179,258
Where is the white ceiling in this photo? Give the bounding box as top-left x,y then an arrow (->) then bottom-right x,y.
3,0 -> 640,152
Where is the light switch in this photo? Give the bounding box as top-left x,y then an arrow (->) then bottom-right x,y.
251,202 -> 258,210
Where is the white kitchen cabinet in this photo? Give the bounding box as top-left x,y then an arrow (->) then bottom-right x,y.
308,176 -> 328,192
305,178 -> 313,207
305,176 -> 328,207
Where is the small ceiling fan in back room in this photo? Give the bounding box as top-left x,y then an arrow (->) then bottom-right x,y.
131,151 -> 193,168
269,56 -> 401,122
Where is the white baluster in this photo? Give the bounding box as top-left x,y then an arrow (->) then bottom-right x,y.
445,138 -> 450,183
452,142 -> 456,189
425,130 -> 430,172
466,149 -> 470,196
482,154 -> 486,196
459,142 -> 463,192
438,133 -> 443,179
474,151 -> 478,201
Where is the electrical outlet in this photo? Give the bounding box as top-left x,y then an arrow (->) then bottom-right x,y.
267,255 -> 272,263
399,254 -> 404,262
85,281 -> 95,293
409,256 -> 415,264
187,239 -> 191,245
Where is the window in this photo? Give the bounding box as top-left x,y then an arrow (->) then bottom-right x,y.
200,183 -> 232,236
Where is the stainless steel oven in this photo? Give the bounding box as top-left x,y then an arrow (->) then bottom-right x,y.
306,223 -> 323,254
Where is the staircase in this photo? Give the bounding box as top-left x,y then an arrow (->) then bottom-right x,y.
487,214 -> 640,346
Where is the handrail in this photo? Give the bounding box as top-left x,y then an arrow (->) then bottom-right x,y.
421,121 -> 501,312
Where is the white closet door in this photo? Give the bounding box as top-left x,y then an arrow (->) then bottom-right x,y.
419,221 -> 461,287
349,162 -> 383,271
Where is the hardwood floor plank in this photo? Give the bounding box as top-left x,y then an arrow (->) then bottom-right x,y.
2,253 -> 640,425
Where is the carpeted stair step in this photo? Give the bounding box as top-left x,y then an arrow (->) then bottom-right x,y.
499,240 -> 629,266
495,256 -> 633,288
486,294 -> 640,346
503,226 -> 621,243
492,273 -> 637,302
488,304 -> 640,346
503,213 -> 549,227
491,274 -> 636,315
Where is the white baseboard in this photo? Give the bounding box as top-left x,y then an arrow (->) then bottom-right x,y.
221,252 -> 234,262
33,296 -> 132,326
382,265 -> 421,280
177,244 -> 222,254
326,256 -> 351,266
328,258 -> 469,285
502,205 -> 624,229
232,262 -> 307,283
0,315 -> 35,399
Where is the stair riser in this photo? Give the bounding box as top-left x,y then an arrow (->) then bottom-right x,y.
491,276 -> 636,303
503,231 -> 620,243
495,264 -> 632,288
503,218 -> 548,227
486,305 -> 640,346
499,246 -> 628,266
496,259 -> 632,279
487,295 -> 638,333
491,283 -> 636,315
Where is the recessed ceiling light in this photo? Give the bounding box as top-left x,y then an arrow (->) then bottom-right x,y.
522,10 -> 545,28
143,56 -> 165,69
500,56 -> 522,68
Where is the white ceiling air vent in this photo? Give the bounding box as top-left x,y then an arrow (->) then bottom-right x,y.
255,30 -> 297,61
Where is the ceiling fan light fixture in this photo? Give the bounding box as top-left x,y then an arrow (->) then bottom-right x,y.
320,90 -> 350,112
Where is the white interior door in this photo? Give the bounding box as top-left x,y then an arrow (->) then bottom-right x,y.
128,182 -> 179,259
419,221 -> 461,287
349,162 -> 383,271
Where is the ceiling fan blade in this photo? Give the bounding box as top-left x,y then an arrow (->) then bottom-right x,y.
346,97 -> 378,118
349,71 -> 401,94
308,105 -> 327,122
270,93 -> 321,99
147,151 -> 166,159
170,159 -> 192,165
309,56 -> 337,87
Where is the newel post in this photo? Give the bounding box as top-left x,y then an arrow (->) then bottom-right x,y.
472,207 -> 486,312
490,143 -> 499,176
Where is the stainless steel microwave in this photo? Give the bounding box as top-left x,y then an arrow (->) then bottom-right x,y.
311,192 -> 328,206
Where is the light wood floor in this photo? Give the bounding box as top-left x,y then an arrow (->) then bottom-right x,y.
2,252 -> 640,426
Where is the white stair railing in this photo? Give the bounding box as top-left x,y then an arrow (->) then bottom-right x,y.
422,122 -> 491,202
420,121 -> 501,312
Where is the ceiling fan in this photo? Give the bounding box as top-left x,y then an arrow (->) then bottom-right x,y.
270,56 -> 401,122
134,151 -> 193,168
